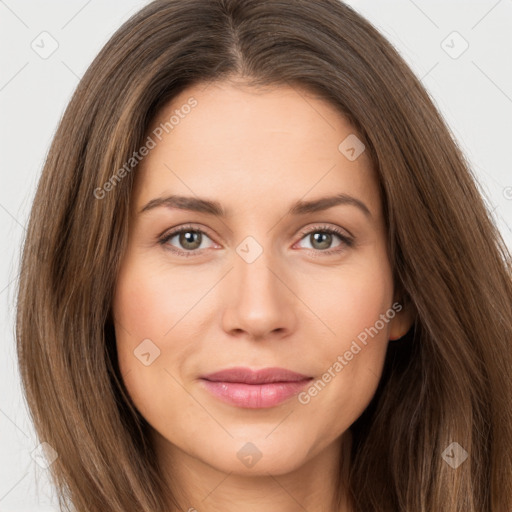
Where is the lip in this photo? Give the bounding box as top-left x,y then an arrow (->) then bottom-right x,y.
199,367 -> 313,409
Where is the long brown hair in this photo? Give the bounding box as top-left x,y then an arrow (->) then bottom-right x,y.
16,1 -> 512,510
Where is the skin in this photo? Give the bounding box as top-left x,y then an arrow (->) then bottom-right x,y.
112,79 -> 414,512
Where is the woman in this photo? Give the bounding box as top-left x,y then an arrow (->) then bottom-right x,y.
16,0 -> 512,511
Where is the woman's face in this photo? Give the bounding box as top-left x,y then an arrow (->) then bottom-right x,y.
112,80 -> 411,477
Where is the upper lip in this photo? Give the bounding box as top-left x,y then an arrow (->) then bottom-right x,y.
201,367 -> 312,384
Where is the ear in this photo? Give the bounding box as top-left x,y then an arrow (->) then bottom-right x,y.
388,294 -> 415,341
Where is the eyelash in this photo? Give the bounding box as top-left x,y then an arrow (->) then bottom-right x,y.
158,224 -> 354,258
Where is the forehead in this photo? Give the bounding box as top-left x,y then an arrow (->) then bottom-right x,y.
133,81 -> 379,218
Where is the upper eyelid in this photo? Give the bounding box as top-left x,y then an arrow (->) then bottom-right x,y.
163,224 -> 218,242
297,224 -> 352,239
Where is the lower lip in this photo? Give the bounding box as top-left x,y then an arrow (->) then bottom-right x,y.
200,379 -> 311,409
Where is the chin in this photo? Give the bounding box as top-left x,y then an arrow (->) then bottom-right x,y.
192,433 -> 315,476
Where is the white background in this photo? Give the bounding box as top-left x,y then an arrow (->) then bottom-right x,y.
1,0 -> 511,510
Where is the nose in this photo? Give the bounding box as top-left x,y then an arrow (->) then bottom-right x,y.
221,247 -> 298,341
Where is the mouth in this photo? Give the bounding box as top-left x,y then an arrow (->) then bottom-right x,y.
199,367 -> 313,409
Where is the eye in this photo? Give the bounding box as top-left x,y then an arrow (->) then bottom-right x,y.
158,224 -> 217,257
158,223 -> 354,258
294,225 -> 354,255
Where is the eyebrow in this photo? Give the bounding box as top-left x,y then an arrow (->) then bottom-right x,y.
139,193 -> 372,219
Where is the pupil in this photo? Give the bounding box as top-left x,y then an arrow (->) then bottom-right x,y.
181,231 -> 201,249
312,232 -> 331,250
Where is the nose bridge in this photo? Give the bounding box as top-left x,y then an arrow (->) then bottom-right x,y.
221,233 -> 296,337
234,235 -> 284,305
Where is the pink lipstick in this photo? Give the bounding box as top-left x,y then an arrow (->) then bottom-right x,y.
199,367 -> 313,409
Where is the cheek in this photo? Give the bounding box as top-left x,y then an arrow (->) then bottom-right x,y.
343,270 -> 392,340
297,255 -> 394,418
306,254 -> 394,345
113,256 -> 199,348
112,259 -> 171,399
112,256 -> 209,415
